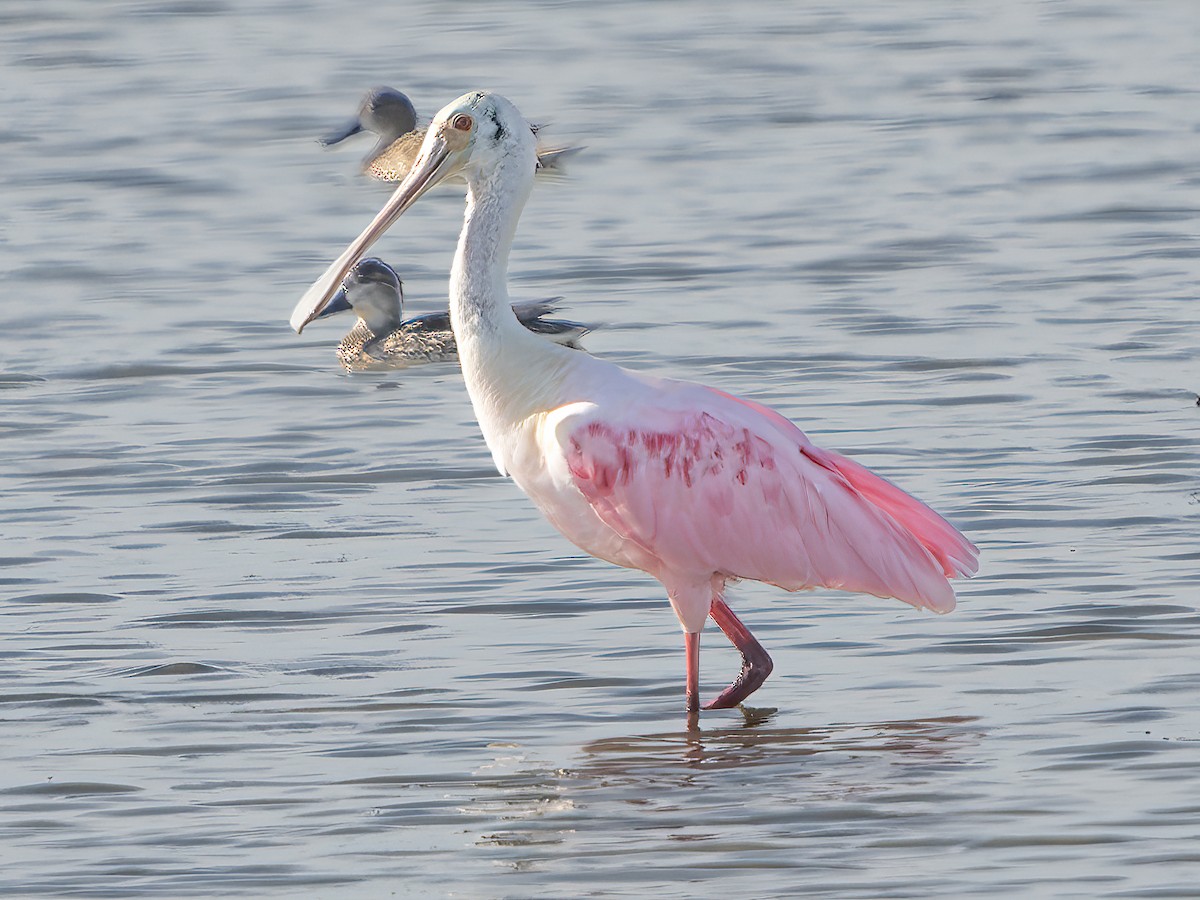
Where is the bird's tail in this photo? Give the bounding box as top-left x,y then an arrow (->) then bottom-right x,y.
805,446 -> 979,581
513,298 -> 592,348
535,144 -> 585,174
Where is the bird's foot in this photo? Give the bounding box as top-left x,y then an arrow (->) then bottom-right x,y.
702,646 -> 774,710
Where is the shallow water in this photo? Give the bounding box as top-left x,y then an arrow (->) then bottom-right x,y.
2,1 -> 1198,896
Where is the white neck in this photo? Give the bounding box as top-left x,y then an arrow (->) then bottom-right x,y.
449,154 -> 532,341
448,151 -> 574,471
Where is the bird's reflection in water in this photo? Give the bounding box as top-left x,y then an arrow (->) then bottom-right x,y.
457,714 -> 982,872
579,714 -> 980,777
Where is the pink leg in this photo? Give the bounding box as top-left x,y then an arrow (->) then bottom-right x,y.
685,631 -> 700,715
703,597 -> 774,709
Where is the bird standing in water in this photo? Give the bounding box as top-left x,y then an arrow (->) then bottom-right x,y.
292,92 -> 978,718
310,257 -> 590,371
320,86 -> 580,182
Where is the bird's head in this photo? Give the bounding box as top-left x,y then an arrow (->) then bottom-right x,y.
359,87 -> 418,140
313,257 -> 404,335
291,91 -> 535,334
320,86 -> 418,148
379,91 -> 538,193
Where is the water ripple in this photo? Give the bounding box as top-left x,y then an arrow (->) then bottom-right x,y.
0,1 -> 1197,897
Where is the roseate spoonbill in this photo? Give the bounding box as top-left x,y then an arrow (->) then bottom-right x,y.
310,257 -> 590,371
292,91 -> 979,715
320,86 -> 580,182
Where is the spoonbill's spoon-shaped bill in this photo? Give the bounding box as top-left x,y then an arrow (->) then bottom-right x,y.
290,117 -> 470,334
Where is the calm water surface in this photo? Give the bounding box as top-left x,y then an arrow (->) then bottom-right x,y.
1,1 -> 1198,897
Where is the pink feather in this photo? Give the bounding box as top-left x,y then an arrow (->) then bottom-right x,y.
561,383 -> 976,618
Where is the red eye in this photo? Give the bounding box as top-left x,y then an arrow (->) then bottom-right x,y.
451,114 -> 473,132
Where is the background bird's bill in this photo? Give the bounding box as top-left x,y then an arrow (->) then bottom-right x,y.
318,117 -> 364,147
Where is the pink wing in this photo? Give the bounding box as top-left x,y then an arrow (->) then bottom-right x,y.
560,385 -> 977,614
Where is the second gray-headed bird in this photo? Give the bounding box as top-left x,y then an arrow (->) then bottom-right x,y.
311,257 -> 590,372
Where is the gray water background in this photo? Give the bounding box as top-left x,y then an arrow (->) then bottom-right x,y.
1,1 -> 1198,896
